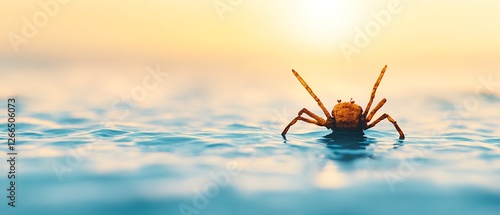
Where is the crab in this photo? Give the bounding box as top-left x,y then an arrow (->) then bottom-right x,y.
281,65 -> 405,139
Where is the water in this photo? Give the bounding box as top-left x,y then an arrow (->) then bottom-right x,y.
1,89 -> 500,215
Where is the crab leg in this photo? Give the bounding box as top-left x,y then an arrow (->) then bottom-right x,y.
281,108 -> 326,136
292,70 -> 332,118
366,113 -> 405,139
366,98 -> 387,122
363,65 -> 387,119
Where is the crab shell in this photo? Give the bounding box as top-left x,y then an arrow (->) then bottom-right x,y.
331,101 -> 366,131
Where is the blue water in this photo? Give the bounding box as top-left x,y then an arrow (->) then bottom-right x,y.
1,91 -> 500,215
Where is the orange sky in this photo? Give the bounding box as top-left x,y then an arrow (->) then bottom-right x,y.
1,0 -> 499,107
1,0 -> 499,63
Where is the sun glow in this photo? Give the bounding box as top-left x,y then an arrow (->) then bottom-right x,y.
291,0 -> 358,43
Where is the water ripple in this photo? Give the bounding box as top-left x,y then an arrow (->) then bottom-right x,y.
89,128 -> 129,138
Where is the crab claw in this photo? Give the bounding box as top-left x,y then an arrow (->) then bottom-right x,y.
337,99 -> 342,103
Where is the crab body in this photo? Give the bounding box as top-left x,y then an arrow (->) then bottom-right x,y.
329,101 -> 365,132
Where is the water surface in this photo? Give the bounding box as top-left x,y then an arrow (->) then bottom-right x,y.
1,91 -> 499,215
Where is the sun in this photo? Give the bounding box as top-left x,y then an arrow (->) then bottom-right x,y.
290,0 -> 357,43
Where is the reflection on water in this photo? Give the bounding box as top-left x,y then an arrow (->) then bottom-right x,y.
320,132 -> 375,162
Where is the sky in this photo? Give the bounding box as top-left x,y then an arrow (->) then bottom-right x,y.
0,0 -> 499,112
